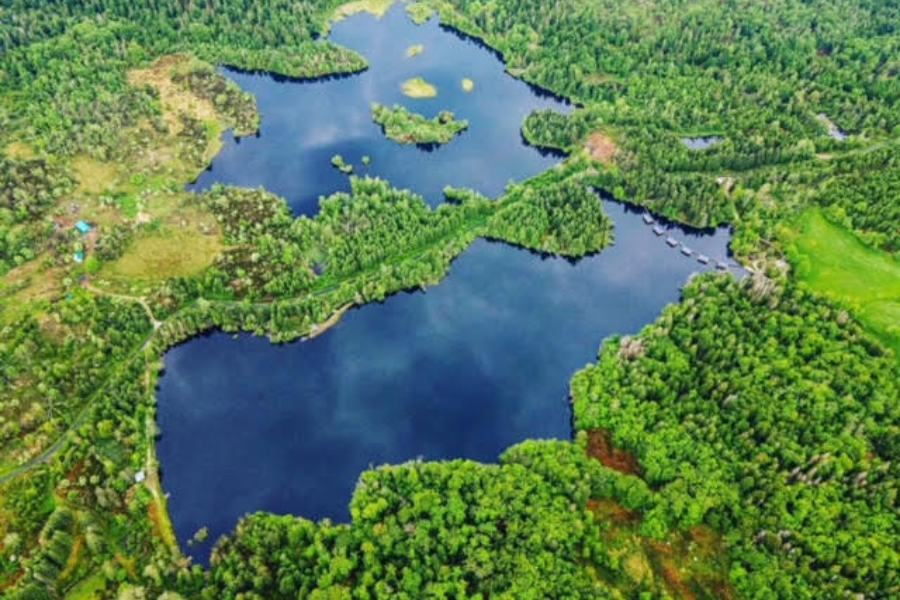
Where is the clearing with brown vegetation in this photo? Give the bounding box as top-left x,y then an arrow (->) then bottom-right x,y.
585,131 -> 619,165
586,428 -> 643,476
128,54 -> 218,135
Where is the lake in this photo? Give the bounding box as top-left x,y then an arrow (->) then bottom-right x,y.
160,4 -> 739,565
157,197 -> 736,563
188,4 -> 570,214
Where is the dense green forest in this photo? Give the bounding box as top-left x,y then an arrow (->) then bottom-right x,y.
574,275 -> 900,598
1,0 -> 899,599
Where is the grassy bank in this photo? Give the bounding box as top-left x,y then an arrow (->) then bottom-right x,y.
787,209 -> 900,358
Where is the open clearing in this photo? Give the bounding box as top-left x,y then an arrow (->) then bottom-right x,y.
788,209 -> 900,358
128,54 -> 218,135
72,155 -> 120,194
585,131 -> 619,165
333,0 -> 396,21
101,219 -> 223,283
406,2 -> 434,24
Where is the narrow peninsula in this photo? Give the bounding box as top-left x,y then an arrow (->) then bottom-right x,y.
372,103 -> 469,145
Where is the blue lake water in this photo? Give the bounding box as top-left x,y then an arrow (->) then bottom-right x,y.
160,4 -> 740,565
188,4 -> 570,214
157,198 -> 735,563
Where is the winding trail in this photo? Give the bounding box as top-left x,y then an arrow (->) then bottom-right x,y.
82,283 -> 163,329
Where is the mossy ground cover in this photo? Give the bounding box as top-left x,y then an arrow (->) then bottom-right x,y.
587,499 -> 735,599
406,2 -> 434,24
333,0 -> 397,22
787,209 -> 900,358
63,571 -> 107,600
401,76 -> 438,98
127,55 -> 221,137
3,141 -> 37,160
99,213 -> 224,285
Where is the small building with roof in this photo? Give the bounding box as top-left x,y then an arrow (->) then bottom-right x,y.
75,221 -> 93,235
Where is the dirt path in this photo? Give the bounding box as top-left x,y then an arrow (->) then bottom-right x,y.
83,283 -> 162,329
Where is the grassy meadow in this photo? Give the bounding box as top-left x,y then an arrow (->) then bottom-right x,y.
788,209 -> 900,359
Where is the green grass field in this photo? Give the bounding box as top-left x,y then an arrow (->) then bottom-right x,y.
789,209 -> 900,359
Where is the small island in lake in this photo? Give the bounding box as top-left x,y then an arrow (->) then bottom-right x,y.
462,77 -> 475,92
401,76 -> 437,98
406,44 -> 425,58
372,103 -> 469,145
331,154 -> 354,173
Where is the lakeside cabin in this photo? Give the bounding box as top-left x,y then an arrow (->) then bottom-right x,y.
665,236 -> 678,247
681,246 -> 693,257
653,225 -> 665,236
642,213 -> 654,225
75,220 -> 93,234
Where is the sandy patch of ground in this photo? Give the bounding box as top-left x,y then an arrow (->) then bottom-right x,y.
585,131 -> 619,165
3,141 -> 36,159
402,77 -> 438,98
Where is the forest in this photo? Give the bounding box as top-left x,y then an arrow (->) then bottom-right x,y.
1,0 -> 899,599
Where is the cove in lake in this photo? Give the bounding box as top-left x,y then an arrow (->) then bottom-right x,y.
188,4 -> 570,214
157,199 -> 737,564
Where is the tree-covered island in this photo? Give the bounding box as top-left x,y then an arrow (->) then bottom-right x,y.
371,103 -> 469,145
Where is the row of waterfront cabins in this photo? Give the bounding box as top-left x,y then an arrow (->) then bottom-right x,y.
643,213 -> 728,270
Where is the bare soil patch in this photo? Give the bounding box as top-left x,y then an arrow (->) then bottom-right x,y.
585,131 -> 619,165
